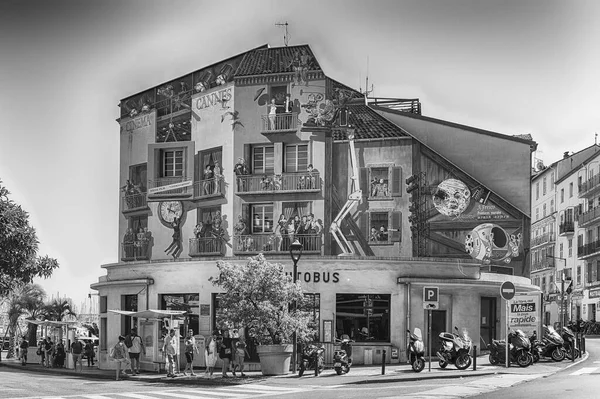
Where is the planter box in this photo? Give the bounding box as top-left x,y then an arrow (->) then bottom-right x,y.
256,344 -> 293,376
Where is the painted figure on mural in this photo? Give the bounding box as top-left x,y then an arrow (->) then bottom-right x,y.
306,164 -> 319,189
268,98 -> 282,130
234,215 -> 247,252
289,49 -> 312,86
124,228 -> 135,258
213,161 -> 222,194
165,217 -> 182,259
234,157 -> 249,192
203,165 -> 214,195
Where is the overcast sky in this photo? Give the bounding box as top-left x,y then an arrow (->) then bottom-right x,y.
1,0 -> 599,309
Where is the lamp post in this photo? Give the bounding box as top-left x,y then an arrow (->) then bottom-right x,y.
289,239 -> 303,374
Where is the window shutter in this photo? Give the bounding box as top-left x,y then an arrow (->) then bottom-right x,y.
194,151 -> 200,182
244,144 -> 252,174
360,212 -> 369,240
391,211 -> 402,242
391,166 -> 403,197
241,203 -> 250,234
360,167 -> 368,197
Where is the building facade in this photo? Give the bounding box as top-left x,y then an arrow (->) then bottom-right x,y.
93,43 -> 538,371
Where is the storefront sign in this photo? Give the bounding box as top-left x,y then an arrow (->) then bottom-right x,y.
509,293 -> 540,337
285,271 -> 340,283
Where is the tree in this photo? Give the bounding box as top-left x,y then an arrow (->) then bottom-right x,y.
0,180 -> 59,296
44,298 -> 76,345
209,254 -> 315,345
20,284 -> 47,345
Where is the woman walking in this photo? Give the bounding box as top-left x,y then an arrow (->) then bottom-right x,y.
204,332 -> 218,379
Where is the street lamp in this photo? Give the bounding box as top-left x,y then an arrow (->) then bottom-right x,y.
289,239 -> 303,374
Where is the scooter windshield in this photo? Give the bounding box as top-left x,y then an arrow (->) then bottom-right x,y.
413,328 -> 423,341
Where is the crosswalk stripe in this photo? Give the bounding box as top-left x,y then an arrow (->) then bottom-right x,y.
82,396 -> 115,399
119,394 -> 168,399
178,389 -> 249,397
145,392 -> 215,399
223,384 -> 301,392
570,367 -> 599,375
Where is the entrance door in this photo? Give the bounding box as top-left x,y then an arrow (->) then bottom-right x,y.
425,310 -> 446,355
480,297 -> 497,348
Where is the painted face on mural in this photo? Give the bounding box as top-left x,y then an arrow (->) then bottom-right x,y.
432,178 -> 471,217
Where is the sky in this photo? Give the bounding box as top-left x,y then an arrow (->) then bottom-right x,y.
1,0 -> 599,309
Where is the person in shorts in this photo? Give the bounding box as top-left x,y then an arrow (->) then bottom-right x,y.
182,329 -> 199,376
232,334 -> 250,377
19,336 -> 29,366
71,336 -> 84,372
127,327 -> 145,375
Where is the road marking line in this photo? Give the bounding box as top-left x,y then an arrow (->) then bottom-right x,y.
570,367 -> 598,375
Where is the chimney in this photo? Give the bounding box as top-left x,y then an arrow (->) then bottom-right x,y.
564,151 -> 570,159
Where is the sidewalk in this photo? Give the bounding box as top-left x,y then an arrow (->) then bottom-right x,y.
0,352 -> 587,386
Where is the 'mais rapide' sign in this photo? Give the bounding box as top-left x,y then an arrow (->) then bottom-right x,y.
508,293 -> 540,338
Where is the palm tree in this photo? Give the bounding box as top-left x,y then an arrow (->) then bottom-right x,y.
20,284 -> 47,345
4,285 -> 30,358
44,298 -> 76,343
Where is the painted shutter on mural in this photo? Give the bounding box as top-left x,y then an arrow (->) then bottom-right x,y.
360,167 -> 368,197
241,204 -> 250,235
360,212 -> 369,241
391,166 -> 403,197
391,211 -> 402,242
243,144 -> 252,174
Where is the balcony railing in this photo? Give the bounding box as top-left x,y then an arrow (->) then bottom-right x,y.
233,234 -> 322,255
235,172 -> 321,194
122,192 -> 149,212
559,222 -> 574,235
189,237 -> 225,256
579,174 -> 600,197
530,232 -> 556,247
192,177 -> 225,199
579,206 -> 600,227
260,113 -> 298,133
530,257 -> 556,272
578,240 -> 600,258
148,177 -> 193,197
121,242 -> 151,262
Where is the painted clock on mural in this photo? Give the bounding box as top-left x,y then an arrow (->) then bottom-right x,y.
158,201 -> 184,225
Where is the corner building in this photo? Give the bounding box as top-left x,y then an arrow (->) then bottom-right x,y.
92,43 -> 539,371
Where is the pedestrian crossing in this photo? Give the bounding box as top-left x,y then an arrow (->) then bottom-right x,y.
569,366 -> 599,375
13,384 -> 308,399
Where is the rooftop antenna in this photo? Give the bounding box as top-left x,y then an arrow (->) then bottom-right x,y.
361,56 -> 374,105
275,21 -> 290,46
595,132 -> 597,145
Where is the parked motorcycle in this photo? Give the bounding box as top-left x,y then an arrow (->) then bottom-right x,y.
406,328 -> 425,372
488,329 -> 533,367
534,325 -> 565,362
560,325 -> 580,360
333,334 -> 353,375
298,342 -> 325,377
436,326 -> 473,370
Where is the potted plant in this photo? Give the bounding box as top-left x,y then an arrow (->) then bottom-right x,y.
209,254 -> 315,375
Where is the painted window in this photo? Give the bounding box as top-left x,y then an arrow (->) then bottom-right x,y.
162,149 -> 184,177
251,204 -> 274,234
129,163 -> 147,193
160,293 -> 199,336
285,144 -> 309,172
541,277 -> 546,293
300,294 -> 321,342
252,145 -> 275,174
336,294 -> 390,342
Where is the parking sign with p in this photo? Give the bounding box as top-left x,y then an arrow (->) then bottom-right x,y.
423,286 -> 439,309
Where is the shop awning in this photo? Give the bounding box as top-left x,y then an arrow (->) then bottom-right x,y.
25,320 -> 78,327
108,309 -> 187,319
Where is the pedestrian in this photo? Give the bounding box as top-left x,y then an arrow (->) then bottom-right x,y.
127,327 -> 145,375
111,335 -> 133,381
19,336 -> 29,366
204,331 -> 218,379
37,339 -> 45,366
71,336 -> 84,372
219,330 -> 234,378
162,329 -> 177,378
182,328 -> 199,376
55,341 -> 66,368
43,338 -> 53,368
84,340 -> 95,367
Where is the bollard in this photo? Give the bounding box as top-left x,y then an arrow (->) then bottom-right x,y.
382,350 -> 386,375
582,334 -> 586,354
572,343 -> 575,362
315,358 -> 319,376
473,345 -> 477,371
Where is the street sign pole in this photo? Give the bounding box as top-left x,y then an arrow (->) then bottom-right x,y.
500,281 -> 516,369
506,299 -> 509,368
428,309 -> 432,372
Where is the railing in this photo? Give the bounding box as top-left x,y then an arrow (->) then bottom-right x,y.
189,237 -> 225,256
368,97 -> 422,115
122,192 -> 148,211
148,177 -> 192,196
580,206 -> 600,227
233,234 -> 322,254
579,174 -> 600,197
530,232 -> 556,247
193,177 -> 225,199
530,257 -> 556,271
260,113 -> 298,133
121,242 -> 150,262
235,172 -> 321,194
559,222 -> 574,235
578,240 -> 600,258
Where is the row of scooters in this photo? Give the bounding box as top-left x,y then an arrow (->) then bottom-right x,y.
406,323 -> 581,373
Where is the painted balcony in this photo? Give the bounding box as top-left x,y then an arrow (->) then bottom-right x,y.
121,242 -> 151,262
235,172 -> 321,195
260,112 -> 298,135
147,177 -> 193,199
232,234 -> 322,255
189,237 -> 225,257
192,177 -> 225,200
122,192 -> 149,213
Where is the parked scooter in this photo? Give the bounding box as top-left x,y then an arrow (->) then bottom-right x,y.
534,325 -> 565,362
406,328 -> 425,372
298,342 -> 325,377
333,334 -> 353,375
560,325 -> 580,360
488,329 -> 533,367
436,326 -> 473,370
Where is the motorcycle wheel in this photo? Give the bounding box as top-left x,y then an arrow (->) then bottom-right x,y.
489,354 -> 500,366
455,353 -> 472,370
551,347 -> 566,362
344,364 -> 351,374
335,367 -> 342,376
439,360 -> 448,369
412,358 -> 425,373
298,361 -> 306,377
316,357 -> 324,376
532,351 -> 540,363
565,348 -> 581,360
516,352 -> 531,367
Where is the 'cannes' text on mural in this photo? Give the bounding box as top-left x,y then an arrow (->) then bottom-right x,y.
195,88 -> 232,110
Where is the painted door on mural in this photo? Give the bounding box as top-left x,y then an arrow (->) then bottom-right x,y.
480,297 -> 496,348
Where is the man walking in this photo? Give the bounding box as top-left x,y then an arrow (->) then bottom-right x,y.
71,336 -> 84,372
162,329 -> 177,378
19,336 -> 29,366
127,327 -> 145,374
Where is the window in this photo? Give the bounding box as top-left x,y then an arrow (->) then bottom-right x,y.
541,277 -> 546,293
543,177 -> 547,196
285,144 -> 308,172
588,262 -> 593,283
128,215 -> 148,236
551,199 -> 554,213
570,182 -> 574,198
252,204 -> 274,234
568,239 -> 573,257
561,189 -> 564,203
365,210 -> 401,244
543,203 -> 547,218
579,176 -> 583,187
161,293 -> 199,336
536,182 -> 539,200
596,261 -> 600,282
129,163 -> 147,193
559,243 -> 564,259
361,165 -> 403,199
162,149 -> 184,177
577,265 -> 582,285
121,294 -> 138,336
100,296 -> 107,313
536,208 -> 539,221
100,317 -> 107,351
253,145 -> 275,174
336,294 -> 390,342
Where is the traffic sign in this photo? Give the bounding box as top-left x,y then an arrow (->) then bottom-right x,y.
423,286 -> 439,309
500,281 -> 516,300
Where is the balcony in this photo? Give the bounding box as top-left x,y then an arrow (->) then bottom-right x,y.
559,221 -> 574,235
121,242 -> 151,262
579,174 -> 600,198
192,177 -> 225,200
189,237 -> 225,257
233,234 -> 322,255
235,172 -> 321,195
578,240 -> 600,259
530,232 -> 556,248
579,206 -> 600,227
121,192 -> 149,213
530,257 -> 556,272
260,113 -> 299,136
147,177 -> 193,199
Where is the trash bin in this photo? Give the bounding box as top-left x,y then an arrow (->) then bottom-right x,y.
364,349 -> 373,365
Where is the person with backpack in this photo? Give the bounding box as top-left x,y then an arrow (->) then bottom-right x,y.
126,327 -> 145,374
84,340 -> 95,367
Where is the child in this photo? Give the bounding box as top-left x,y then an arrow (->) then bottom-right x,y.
232,336 -> 250,377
